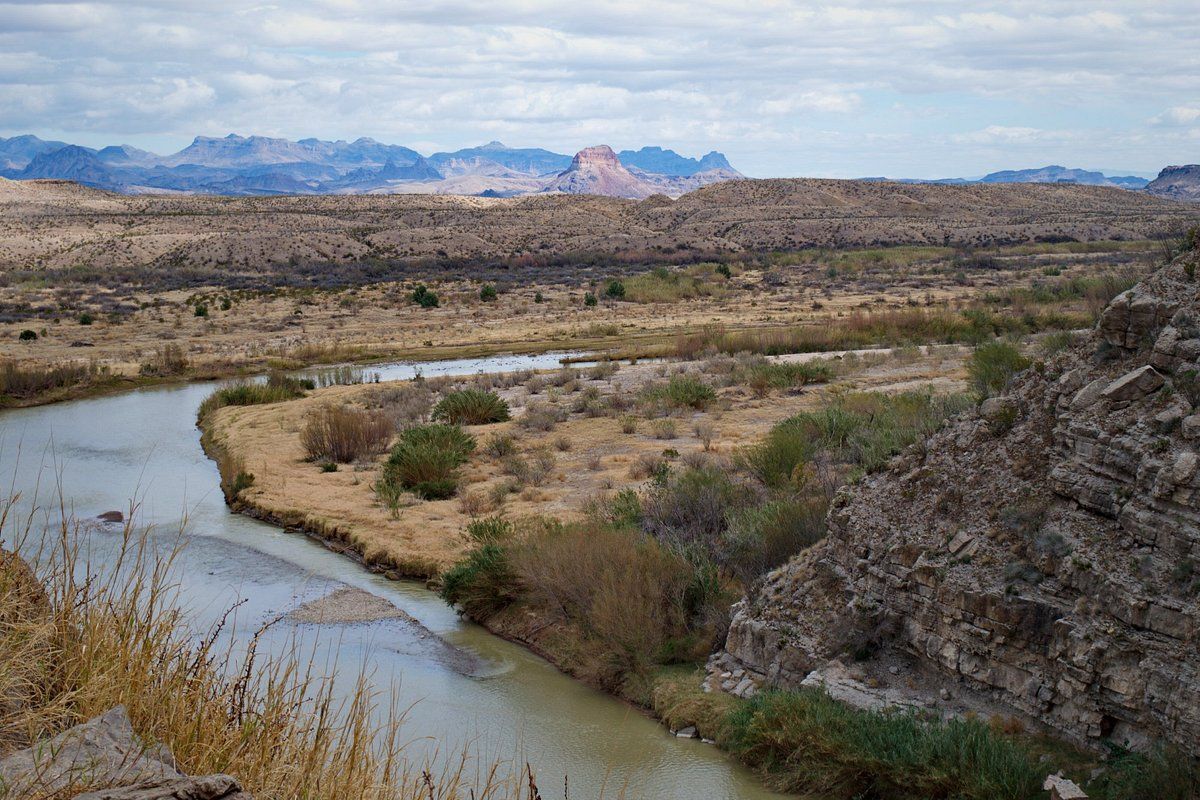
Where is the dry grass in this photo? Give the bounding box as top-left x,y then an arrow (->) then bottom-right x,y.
0,498 -> 543,799
301,404 -> 394,464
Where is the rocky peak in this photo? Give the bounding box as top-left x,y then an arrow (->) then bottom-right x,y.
714,247 -> 1200,755
569,144 -> 621,169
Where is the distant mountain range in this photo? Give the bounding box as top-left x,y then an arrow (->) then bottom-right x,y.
869,165 -> 1153,190
0,133 -> 743,199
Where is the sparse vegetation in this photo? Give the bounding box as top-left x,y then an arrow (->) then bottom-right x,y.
196,373 -> 309,420
968,340 -> 1031,399
300,404 -> 393,463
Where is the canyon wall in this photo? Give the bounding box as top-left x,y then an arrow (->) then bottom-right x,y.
717,249 -> 1200,754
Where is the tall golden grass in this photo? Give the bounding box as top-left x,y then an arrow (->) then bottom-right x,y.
0,495 -> 542,800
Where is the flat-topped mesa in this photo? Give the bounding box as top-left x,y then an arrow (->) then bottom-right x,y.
713,245 -> 1200,756
543,144 -> 657,199
569,144 -> 622,169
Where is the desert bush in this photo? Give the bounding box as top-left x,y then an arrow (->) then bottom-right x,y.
139,343 -> 189,377
628,452 -> 668,482
479,284 -> 498,301
583,292 -> 597,307
641,375 -> 718,411
432,388 -> 510,425
464,516 -> 514,545
380,424 -> 475,500
693,420 -> 716,451
720,688 -> 1042,799
739,360 -> 833,396
502,446 -> 555,486
651,419 -> 678,440
301,404 -> 392,463
365,381 -> 433,426
18,329 -> 36,342
725,498 -> 827,582
458,489 -> 495,517
196,373 -> 308,420
571,386 -> 608,417
968,340 -> 1031,399
439,544 -> 516,620
620,415 -> 639,434
741,392 -> 971,486
510,522 -> 703,684
0,360 -> 106,402
1087,745 -> 1200,800
518,402 -> 566,431
410,284 -> 439,308
642,466 -> 755,554
483,432 -> 519,458
624,266 -> 722,303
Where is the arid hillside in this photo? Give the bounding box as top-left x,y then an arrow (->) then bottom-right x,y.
1,177 -> 1193,284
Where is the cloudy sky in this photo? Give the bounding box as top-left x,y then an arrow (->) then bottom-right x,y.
1,0 -> 1197,177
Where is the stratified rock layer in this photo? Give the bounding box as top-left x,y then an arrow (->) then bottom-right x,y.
720,251 -> 1200,754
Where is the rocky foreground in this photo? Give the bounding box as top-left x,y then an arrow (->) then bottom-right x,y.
714,247 -> 1200,754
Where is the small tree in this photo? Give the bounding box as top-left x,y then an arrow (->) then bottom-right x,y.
534,292 -> 544,304
412,284 -> 439,308
480,284 -> 498,302
584,292 -> 597,307
605,280 -> 626,299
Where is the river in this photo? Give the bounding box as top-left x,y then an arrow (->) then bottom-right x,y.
0,353 -> 786,800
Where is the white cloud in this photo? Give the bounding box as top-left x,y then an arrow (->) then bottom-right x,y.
1,0 -> 1198,177
1152,106 -> 1200,126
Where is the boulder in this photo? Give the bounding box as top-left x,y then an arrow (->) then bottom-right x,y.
0,707 -> 179,797
1099,365 -> 1164,403
74,774 -> 250,800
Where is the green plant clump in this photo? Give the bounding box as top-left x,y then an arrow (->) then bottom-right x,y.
380,423 -> 475,500
720,688 -> 1042,799
432,388 -> 511,425
196,373 -> 309,420
411,284 -> 439,308
641,375 -> 718,410
968,340 -> 1031,399
479,284 -> 498,302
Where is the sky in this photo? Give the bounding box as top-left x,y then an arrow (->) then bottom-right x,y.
1,0 -> 1197,178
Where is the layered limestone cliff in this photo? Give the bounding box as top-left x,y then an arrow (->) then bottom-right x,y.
716,249 -> 1200,754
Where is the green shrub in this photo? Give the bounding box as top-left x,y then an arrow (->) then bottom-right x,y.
439,544 -> 516,620
741,392 -> 971,485
194,303 -> 208,318
380,423 -> 475,500
464,516 -> 514,544
196,374 -> 308,420
642,466 -> 754,551
479,284 -> 498,302
411,284 -> 439,308
1088,745 -> 1200,800
584,292 -> 597,307
740,360 -> 833,395
968,340 -> 1031,399
641,375 -> 717,410
18,330 -> 37,341
605,279 -> 626,299
720,689 -> 1043,799
78,313 -> 94,325
534,292 -> 544,303
725,498 -> 827,582
432,388 -> 511,425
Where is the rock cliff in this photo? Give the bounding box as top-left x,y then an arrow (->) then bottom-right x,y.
716,248 -> 1200,754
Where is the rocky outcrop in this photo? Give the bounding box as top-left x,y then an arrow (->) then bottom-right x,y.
0,706 -> 249,799
542,145 -> 658,199
717,250 -> 1200,754
1146,165 -> 1200,203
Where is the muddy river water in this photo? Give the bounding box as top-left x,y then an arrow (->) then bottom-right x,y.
0,353 -> 786,800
